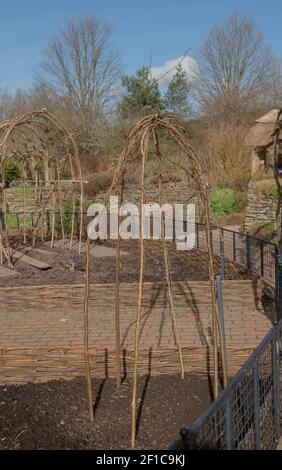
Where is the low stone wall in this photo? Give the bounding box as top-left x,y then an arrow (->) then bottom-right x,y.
244,180 -> 277,232
96,181 -> 204,221
4,180 -> 204,228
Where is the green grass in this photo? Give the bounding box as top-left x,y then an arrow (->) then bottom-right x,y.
12,185 -> 34,198
6,212 -> 33,230
210,187 -> 238,220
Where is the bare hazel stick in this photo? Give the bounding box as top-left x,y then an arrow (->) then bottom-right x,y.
0,236 -> 3,265
50,190 -> 56,249
131,133 -> 148,449
79,182 -> 84,254
203,196 -> 219,398
32,170 -> 39,246
162,238 -> 185,378
70,183 -> 75,251
22,161 -> 27,245
50,166 -> 56,249
2,188 -> 13,268
39,182 -> 45,244
83,237 -> 94,422
56,162 -> 65,246
31,184 -> 54,242
115,174 -> 125,388
154,129 -> 185,379
0,232 -> 10,264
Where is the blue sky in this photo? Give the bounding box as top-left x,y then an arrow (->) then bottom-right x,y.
0,0 -> 281,91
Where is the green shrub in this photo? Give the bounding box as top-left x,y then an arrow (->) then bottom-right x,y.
254,179 -> 278,198
4,161 -> 20,186
210,187 -> 238,220
60,168 -> 72,180
267,184 -> 278,198
234,187 -> 248,212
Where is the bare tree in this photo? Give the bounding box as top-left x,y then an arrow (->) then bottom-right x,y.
0,90 -> 11,120
193,13 -> 282,123
0,89 -> 30,120
40,16 -> 122,152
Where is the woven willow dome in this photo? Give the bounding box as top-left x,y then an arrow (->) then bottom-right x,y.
83,113 -> 227,447
0,110 -> 84,266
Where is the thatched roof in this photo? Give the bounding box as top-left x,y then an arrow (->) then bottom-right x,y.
245,109 -> 282,148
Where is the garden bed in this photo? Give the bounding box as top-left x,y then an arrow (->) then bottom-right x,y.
0,373 -> 211,450
0,238 -> 251,287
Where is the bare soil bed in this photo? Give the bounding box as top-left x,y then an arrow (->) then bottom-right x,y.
0,237 -> 251,287
0,373 -> 211,450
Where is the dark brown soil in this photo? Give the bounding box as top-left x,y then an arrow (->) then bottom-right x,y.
0,373 -> 211,450
0,237 -> 250,287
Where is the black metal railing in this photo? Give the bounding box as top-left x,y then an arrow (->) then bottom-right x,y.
1,212 -> 279,295
194,222 -> 276,289
181,319 -> 282,450
0,209 -> 83,237
195,223 -> 282,321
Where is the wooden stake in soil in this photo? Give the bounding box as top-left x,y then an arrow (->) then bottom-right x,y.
114,174 -> 125,389
83,237 -> 94,422
69,182 -> 76,251
56,162 -> 65,247
32,168 -> 39,246
154,129 -> 185,379
131,134 -> 148,449
22,160 -> 27,245
2,186 -> 13,268
79,185 -> 84,255
50,187 -> 56,249
203,196 -> 219,398
0,233 -> 3,265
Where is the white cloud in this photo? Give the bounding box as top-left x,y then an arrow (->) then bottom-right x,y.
150,56 -> 198,86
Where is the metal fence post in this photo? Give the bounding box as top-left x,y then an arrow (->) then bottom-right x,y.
216,275 -> 228,381
253,361 -> 261,449
196,223 -> 199,249
233,232 -> 236,262
220,229 -> 225,280
246,233 -> 251,270
180,428 -> 198,450
225,398 -> 233,450
272,334 -> 280,442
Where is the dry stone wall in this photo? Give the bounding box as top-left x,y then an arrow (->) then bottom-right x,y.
96,181 -> 204,221
244,180 -> 277,232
